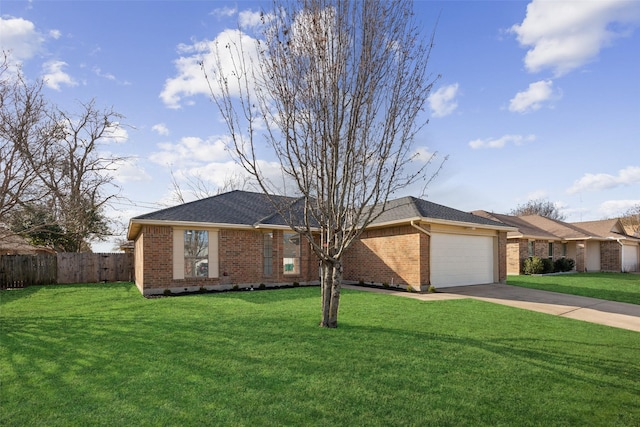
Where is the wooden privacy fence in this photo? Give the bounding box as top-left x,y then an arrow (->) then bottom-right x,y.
0,253 -> 134,289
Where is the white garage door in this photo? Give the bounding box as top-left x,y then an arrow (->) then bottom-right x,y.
623,244 -> 639,272
430,233 -> 495,287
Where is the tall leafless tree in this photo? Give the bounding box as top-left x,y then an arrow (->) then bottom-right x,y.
0,54 -> 58,226
510,199 -> 566,221
1,52 -> 127,251
207,0 -> 442,327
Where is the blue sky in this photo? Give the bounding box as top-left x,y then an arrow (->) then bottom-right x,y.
2,0 -> 639,252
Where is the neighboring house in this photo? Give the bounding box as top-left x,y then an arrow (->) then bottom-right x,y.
127,190 -> 514,296
573,219 -> 640,273
0,227 -> 56,255
472,212 -> 640,274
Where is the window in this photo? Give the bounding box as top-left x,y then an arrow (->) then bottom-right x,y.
528,241 -> 535,258
184,230 -> 208,278
562,243 -> 567,257
548,242 -> 553,259
283,232 -> 300,275
263,232 -> 273,276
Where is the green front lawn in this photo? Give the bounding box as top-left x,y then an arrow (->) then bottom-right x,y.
2,283 -> 639,426
508,272 -> 640,305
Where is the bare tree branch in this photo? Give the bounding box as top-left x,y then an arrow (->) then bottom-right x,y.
206,0 -> 443,327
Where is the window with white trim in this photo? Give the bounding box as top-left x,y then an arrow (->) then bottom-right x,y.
283,232 -> 300,275
548,242 -> 553,259
184,230 -> 209,278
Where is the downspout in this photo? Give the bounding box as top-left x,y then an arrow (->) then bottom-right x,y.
411,221 -> 431,291
410,220 -> 431,236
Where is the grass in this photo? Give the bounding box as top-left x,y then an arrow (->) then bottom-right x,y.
507,272 -> 640,305
1,283 -> 639,426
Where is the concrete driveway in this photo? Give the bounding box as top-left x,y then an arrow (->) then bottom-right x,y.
343,283 -> 640,332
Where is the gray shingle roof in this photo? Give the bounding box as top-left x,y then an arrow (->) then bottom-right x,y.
131,191 -> 510,234
371,197 -> 509,228
133,190 -> 301,227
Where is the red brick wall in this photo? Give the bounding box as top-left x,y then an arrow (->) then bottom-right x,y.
343,225 -> 425,288
600,240 -> 621,272
136,226 -> 319,294
497,231 -> 507,283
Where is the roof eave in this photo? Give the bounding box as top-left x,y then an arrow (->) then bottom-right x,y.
367,216 -> 517,232
127,218 -> 320,240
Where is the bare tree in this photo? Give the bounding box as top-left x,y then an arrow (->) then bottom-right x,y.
0,54 -> 58,226
168,169 -> 252,205
620,204 -> 640,237
207,0 -> 442,327
510,199 -> 566,221
1,52 -> 127,252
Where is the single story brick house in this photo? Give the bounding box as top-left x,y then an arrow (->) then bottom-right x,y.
127,190 -> 514,296
472,212 -> 640,274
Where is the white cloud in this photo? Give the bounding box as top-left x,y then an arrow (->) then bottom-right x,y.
160,29 -> 262,109
0,17 -> 45,61
112,157 -> 152,184
149,135 -> 230,167
469,134 -> 535,149
42,60 -> 77,90
93,66 -> 115,81
49,29 -> 62,40
598,199 -> 640,218
509,80 -> 556,113
567,166 -> 640,194
413,146 -> 437,163
511,0 -> 640,76
428,83 -> 459,118
210,6 -> 237,19
239,10 -> 269,30
103,123 -> 128,144
152,123 -> 170,136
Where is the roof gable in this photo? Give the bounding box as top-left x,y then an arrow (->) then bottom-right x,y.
571,219 -> 633,239
372,197 -> 509,228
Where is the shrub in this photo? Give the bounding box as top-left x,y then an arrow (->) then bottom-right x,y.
427,285 -> 437,293
554,258 -> 575,272
258,283 -> 266,290
542,258 -> 554,274
382,282 -> 389,288
163,289 -> 172,296
232,284 -> 239,290
292,282 -> 300,287
522,256 -> 545,275
406,285 -> 414,293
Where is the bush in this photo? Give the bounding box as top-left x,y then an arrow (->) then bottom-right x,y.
258,283 -> 266,290
406,285 -> 414,293
554,258 -> 575,272
523,256 -> 545,275
542,258 -> 554,274
163,289 -> 172,296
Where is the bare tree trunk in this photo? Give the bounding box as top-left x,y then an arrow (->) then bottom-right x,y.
320,259 -> 341,328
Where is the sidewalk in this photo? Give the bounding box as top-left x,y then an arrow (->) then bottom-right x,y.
343,283 -> 640,332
